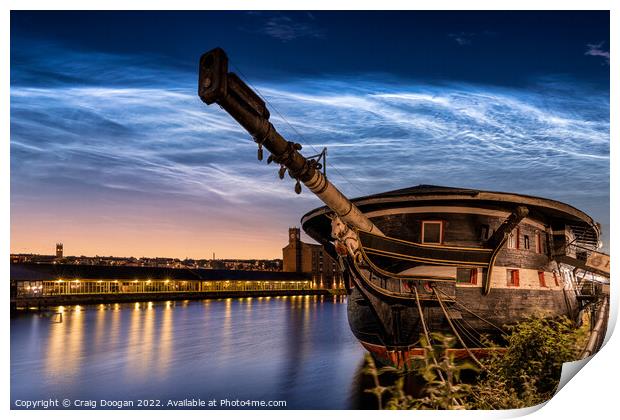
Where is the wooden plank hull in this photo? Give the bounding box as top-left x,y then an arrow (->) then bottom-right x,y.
340,212 -> 581,357
346,280 -> 577,353
358,230 -> 493,270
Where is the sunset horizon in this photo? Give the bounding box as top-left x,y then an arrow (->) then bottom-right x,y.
11,11 -> 610,259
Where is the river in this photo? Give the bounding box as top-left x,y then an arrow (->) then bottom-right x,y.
11,295 -> 372,409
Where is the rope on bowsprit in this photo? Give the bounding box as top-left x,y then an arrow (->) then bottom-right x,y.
229,61 -> 370,197
307,147 -> 328,179
433,286 -> 486,370
200,49 -> 384,234
262,137 -> 307,194
230,61 -> 357,193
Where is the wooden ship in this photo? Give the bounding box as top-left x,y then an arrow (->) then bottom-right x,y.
197,48 -> 610,367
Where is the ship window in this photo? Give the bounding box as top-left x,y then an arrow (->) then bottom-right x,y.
538,271 -> 547,287
470,268 -> 478,285
523,235 -> 530,250
507,228 -> 520,249
506,269 -> 520,287
480,225 -> 490,240
456,268 -> 477,285
507,232 -> 516,249
422,221 -> 443,244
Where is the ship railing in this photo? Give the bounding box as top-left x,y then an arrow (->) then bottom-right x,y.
556,241 -> 609,278
565,242 -> 597,261
354,259 -> 457,304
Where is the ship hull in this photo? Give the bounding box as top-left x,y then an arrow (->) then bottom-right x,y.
301,186 -> 594,364
346,279 -> 576,366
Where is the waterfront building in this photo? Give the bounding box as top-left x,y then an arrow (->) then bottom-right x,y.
282,227 -> 340,287
10,263 -> 329,307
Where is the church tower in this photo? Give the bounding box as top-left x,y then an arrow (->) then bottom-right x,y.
288,227 -> 300,245
283,227 -> 303,272
56,243 -> 63,258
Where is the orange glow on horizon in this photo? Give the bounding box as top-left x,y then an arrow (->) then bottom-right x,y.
11,219 -> 296,259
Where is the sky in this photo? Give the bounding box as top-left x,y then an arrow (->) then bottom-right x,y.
10,11 -> 610,258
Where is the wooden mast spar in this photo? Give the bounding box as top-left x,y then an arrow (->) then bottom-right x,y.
197,47 -> 383,237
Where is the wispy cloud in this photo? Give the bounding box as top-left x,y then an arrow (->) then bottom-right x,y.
585,42 -> 610,64
10,44 -> 610,254
448,30 -> 498,46
252,13 -> 325,42
448,32 -> 474,46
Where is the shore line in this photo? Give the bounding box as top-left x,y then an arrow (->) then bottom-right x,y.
11,289 -> 347,312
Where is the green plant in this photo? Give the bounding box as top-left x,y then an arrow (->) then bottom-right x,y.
468,315 -> 588,409
365,334 -> 478,410
495,316 -> 582,394
365,315 -> 589,410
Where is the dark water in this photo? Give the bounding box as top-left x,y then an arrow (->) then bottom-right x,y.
11,296 -> 371,409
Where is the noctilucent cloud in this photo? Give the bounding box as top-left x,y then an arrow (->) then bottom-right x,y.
11,11 -> 609,258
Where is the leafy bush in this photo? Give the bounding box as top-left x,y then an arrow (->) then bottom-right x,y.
365,315 -> 588,410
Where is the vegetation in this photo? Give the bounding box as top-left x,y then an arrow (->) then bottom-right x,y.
471,315 -> 588,409
365,315 -> 589,410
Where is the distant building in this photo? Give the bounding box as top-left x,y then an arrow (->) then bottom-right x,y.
10,252 -> 282,271
282,227 -> 339,283
56,243 -> 63,259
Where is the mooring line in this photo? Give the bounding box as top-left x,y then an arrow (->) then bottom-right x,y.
453,318 -> 485,349
433,287 -> 486,370
456,316 -> 487,348
413,287 -> 447,384
415,287 -> 467,408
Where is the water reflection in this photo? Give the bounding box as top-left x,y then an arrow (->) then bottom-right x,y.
94,304 -> 105,352
45,306 -> 85,380
139,302 -> 155,376
46,309 -> 67,378
124,302 -> 143,381
12,296 -> 365,409
157,301 -> 173,376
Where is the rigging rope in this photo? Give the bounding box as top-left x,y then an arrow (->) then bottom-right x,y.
414,287 -> 465,408
452,318 -> 485,349
413,287 -> 447,383
230,62 -> 367,195
456,316 -> 487,348
433,286 -> 486,370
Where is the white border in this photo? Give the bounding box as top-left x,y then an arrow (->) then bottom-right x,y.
3,2 -> 616,420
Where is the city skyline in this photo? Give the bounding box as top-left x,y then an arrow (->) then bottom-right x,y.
11,11 -> 610,258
